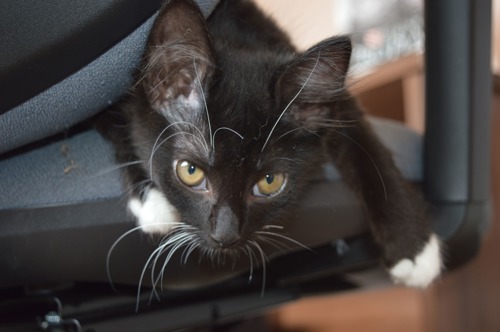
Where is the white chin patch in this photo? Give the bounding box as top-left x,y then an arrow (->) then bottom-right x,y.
389,234 -> 442,288
127,188 -> 180,234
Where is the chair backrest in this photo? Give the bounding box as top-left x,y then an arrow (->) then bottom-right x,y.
0,0 -> 219,155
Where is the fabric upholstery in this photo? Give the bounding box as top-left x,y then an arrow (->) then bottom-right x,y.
0,0 -> 220,154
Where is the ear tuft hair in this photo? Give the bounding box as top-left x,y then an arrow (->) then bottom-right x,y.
140,0 -> 215,117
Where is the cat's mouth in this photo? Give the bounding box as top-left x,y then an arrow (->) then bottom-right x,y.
207,236 -> 242,250
107,223 -> 311,309
195,224 -> 310,253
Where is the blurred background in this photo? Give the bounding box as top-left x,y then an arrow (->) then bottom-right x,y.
252,1 -> 500,331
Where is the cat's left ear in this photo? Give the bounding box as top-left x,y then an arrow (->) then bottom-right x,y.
141,0 -> 215,116
274,36 -> 352,125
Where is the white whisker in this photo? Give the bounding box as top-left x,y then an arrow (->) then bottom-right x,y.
182,241 -> 200,265
229,248 -> 242,269
154,235 -> 193,296
261,52 -> 321,152
127,179 -> 153,197
249,241 -> 268,297
106,222 -> 181,294
149,240 -> 173,303
212,127 -> 244,150
146,232 -> 193,307
146,225 -> 199,301
193,59 -> 213,148
149,122 -> 182,175
255,231 -> 314,253
244,245 -> 256,283
172,121 -> 211,151
148,131 -> 203,179
93,161 -> 144,177
150,232 -> 190,295
256,234 -> 291,253
332,128 -> 388,201
307,119 -> 358,130
271,127 -> 313,147
262,225 -> 284,230
106,225 -> 145,293
137,245 -> 167,311
105,221 -> 182,311
147,75 -> 169,99
148,119 -> 210,180
205,248 -> 217,266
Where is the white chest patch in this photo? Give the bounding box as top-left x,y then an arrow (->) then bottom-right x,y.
127,188 -> 180,234
389,233 -> 442,288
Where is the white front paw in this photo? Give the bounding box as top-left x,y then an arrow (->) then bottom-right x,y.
127,188 -> 180,234
389,234 -> 442,288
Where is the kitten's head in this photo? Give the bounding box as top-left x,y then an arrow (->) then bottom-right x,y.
130,0 -> 352,252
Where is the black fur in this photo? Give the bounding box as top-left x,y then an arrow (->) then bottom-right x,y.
98,0 -> 434,272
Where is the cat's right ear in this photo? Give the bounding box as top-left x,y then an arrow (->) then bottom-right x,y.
140,0 -> 215,117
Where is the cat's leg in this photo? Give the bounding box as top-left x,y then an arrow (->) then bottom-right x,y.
126,183 -> 180,235
119,155 -> 180,235
327,108 -> 442,288
97,110 -> 180,235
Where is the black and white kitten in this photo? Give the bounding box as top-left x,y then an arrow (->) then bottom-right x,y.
100,0 -> 441,288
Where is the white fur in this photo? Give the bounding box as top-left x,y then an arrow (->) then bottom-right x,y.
159,88 -> 202,119
389,234 -> 442,288
127,188 -> 180,234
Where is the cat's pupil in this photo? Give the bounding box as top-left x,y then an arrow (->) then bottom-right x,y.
266,174 -> 274,184
188,165 -> 196,175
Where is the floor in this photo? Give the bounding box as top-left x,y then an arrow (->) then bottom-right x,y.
272,91 -> 500,331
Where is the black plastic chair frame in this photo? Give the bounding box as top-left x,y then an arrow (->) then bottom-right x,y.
425,0 -> 492,268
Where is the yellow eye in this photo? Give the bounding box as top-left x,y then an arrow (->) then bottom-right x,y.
253,173 -> 286,197
175,160 -> 206,189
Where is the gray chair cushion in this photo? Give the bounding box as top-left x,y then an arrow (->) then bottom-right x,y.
0,0 -> 220,155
